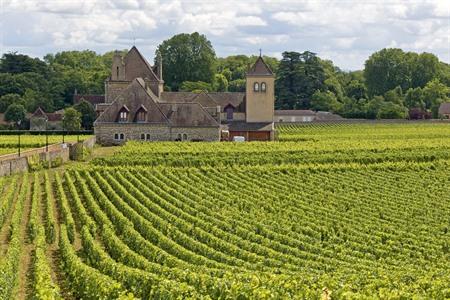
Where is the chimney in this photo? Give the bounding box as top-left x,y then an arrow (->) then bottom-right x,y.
157,51 -> 163,81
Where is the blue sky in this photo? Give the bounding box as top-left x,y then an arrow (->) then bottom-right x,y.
1,0 -> 449,70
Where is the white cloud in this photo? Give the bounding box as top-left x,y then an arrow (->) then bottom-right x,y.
1,0 -> 449,70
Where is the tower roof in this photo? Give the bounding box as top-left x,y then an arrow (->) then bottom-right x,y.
247,56 -> 273,76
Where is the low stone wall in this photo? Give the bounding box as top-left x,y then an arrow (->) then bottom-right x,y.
0,144 -> 69,177
0,137 -> 96,177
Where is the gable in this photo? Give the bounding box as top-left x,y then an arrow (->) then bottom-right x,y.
95,79 -> 169,125
124,46 -> 160,82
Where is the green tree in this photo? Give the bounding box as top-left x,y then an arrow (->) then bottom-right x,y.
411,52 -> 440,88
364,48 -> 411,97
213,74 -> 228,92
23,89 -> 54,112
179,81 -> 212,92
228,79 -> 246,92
0,52 -> 50,77
365,96 -> 386,119
422,79 -> 450,117
0,93 -> 22,113
384,86 -> 404,105
311,91 -> 341,112
345,80 -> 367,100
62,107 -> 81,131
4,103 -> 26,124
405,87 -> 425,109
156,32 -> 216,91
377,102 -> 407,119
73,100 -> 96,130
275,51 -> 326,109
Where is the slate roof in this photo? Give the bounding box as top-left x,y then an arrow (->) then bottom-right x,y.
73,94 -> 105,106
247,56 -> 273,76
31,107 -> 63,122
95,79 -> 219,127
438,103 -> 450,114
160,92 -> 245,112
274,110 -> 316,116
159,103 -> 219,127
225,122 -> 274,131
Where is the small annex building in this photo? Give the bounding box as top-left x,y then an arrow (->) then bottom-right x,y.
93,46 -> 275,145
29,107 -> 64,131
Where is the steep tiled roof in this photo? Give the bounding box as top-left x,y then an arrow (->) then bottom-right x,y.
159,103 -> 219,127
73,94 -> 105,105
95,79 -> 169,125
247,56 -> 273,76
275,110 -> 316,116
95,79 -> 219,128
161,92 -> 246,112
31,107 -> 63,122
225,122 -> 273,131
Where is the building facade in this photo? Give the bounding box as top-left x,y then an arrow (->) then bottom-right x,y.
94,46 -> 275,145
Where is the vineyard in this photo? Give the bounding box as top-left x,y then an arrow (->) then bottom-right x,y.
0,135 -> 92,156
0,123 -> 449,299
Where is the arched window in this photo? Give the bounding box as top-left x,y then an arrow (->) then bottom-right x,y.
261,82 -> 266,92
253,82 -> 259,92
141,133 -> 145,140
119,133 -> 124,140
177,133 -> 182,141
146,134 -> 150,140
116,66 -> 119,78
183,134 -> 187,141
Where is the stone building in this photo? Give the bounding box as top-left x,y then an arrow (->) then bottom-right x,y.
29,107 -> 63,131
94,46 -> 275,145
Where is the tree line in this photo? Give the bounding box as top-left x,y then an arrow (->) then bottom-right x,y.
1,32 -> 450,130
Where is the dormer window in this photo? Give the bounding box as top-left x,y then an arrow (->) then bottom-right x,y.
135,105 -> 148,123
136,110 -> 145,122
261,82 -> 266,92
119,111 -> 128,122
117,105 -> 130,122
254,82 -> 259,92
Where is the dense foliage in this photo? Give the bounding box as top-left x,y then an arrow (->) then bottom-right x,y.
1,33 -> 449,123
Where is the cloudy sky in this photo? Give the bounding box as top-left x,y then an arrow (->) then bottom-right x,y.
1,0 -> 449,70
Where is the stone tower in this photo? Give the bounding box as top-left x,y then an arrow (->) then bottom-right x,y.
245,56 -> 275,123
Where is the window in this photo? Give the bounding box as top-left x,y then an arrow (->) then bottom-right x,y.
141,133 -> 145,140
136,110 -> 146,122
183,134 -> 188,141
225,106 -> 234,120
116,66 -> 119,78
118,111 -> 128,122
146,134 -> 150,140
177,133 -> 182,141
261,82 -> 266,92
253,82 -> 259,92
114,133 -> 124,141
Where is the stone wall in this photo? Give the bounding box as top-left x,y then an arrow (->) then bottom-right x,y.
95,123 -> 220,145
0,144 -> 69,177
245,75 -> 275,123
171,127 -> 220,142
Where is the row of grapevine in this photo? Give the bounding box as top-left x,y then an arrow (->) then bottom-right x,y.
0,175 -> 28,299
